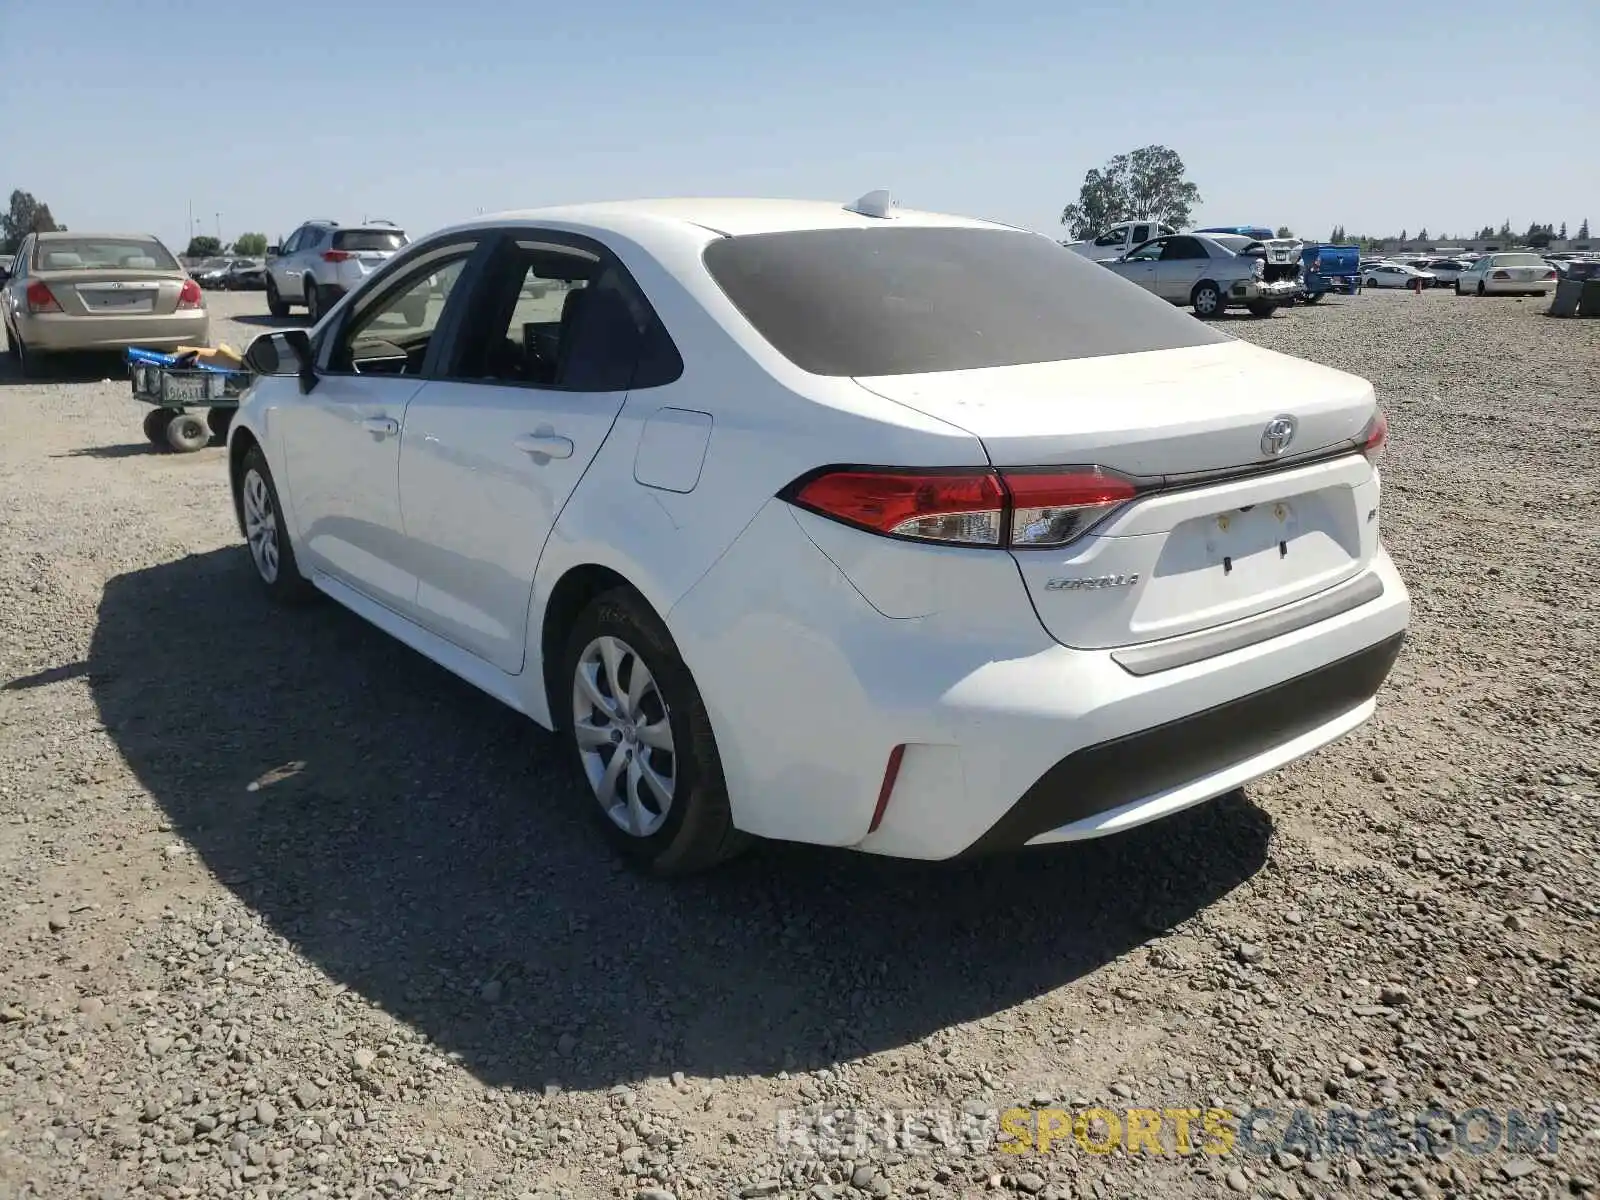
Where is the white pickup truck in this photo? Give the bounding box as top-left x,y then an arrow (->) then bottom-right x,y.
1061,220 -> 1179,262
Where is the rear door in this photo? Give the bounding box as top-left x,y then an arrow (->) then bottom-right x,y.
396,230 -> 673,672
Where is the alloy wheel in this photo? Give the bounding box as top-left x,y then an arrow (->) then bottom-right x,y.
571,635 -> 676,838
242,468 -> 280,583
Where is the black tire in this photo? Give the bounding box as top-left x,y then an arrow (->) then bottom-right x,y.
1190,282 -> 1225,318
142,408 -> 175,445
304,277 -> 321,323
1246,301 -> 1276,318
165,411 -> 210,453
237,446 -> 318,604
1301,292 -> 1323,305
1455,283 -> 1465,296
15,337 -> 42,379
560,587 -> 750,876
266,276 -> 289,318
1477,281 -> 1486,296
206,407 -> 234,439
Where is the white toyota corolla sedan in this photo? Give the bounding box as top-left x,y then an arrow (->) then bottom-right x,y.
228,193 -> 1410,875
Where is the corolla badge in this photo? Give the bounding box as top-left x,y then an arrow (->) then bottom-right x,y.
1044,573 -> 1140,591
1260,415 -> 1297,456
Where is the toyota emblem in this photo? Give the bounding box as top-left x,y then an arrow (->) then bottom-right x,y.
1260,415 -> 1297,456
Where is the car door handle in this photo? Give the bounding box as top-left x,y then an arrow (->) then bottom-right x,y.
513,433 -> 574,460
361,417 -> 399,437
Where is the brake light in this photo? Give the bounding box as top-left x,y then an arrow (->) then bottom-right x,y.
322,249 -> 353,262
1491,270 -> 1511,280
177,278 -> 203,309
785,465 -> 1141,549
25,281 -> 61,314
1361,410 -> 1388,465
1541,269 -> 1556,280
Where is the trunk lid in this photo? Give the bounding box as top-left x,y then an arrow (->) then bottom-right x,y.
855,341 -> 1382,649
35,270 -> 185,317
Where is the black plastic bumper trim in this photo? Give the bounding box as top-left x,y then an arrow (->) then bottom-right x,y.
960,631 -> 1405,857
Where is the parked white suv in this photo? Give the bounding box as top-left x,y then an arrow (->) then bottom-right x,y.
264,220 -> 410,322
227,195 -> 1408,876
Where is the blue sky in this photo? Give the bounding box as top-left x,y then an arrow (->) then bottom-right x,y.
3,0 -> 1595,251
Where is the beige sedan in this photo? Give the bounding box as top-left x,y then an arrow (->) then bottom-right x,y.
1,231 -> 209,376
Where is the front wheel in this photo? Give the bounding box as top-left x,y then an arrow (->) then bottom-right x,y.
1477,281 -> 1486,296
1191,282 -> 1224,318
238,447 -> 318,604
206,407 -> 234,439
303,278 -> 321,323
562,588 -> 749,876
266,276 -> 289,318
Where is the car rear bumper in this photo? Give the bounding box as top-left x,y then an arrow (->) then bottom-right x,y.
17,311 -> 209,352
1227,279 -> 1301,305
669,500 -> 1411,861
1482,278 -> 1556,293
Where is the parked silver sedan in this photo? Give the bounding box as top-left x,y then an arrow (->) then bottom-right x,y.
1,231 -> 208,377
1100,233 -> 1300,317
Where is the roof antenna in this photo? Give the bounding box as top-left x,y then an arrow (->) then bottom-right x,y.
846,189 -> 894,219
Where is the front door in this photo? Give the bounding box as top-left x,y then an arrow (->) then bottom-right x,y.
1155,235 -> 1213,301
398,233 -> 659,672
1117,238 -> 1164,294
278,241 -> 481,615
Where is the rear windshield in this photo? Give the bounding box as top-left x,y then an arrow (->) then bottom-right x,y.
1491,253 -> 1546,267
34,237 -> 178,271
333,229 -> 406,252
701,226 -> 1228,377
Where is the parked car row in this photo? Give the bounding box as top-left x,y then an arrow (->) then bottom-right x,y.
1360,250 -> 1562,296
194,258 -> 267,290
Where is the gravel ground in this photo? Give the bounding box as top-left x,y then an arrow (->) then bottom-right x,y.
1,289 -> 1596,1200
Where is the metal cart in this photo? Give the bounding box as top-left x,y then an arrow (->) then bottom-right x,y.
127,348 -> 253,452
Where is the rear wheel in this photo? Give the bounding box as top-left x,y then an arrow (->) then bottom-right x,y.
303,277 -> 321,323
165,412 -> 210,453
1455,282 -> 1465,296
1477,281 -> 1486,296
561,587 -> 749,876
266,276 -> 289,318
1191,282 -> 1224,317
142,408 -> 175,445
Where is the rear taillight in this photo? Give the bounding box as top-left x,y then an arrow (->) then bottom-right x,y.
25,281 -> 61,314
1491,270 -> 1511,280
1361,410 -> 1388,465
1541,269 -> 1556,280
322,249 -> 353,262
785,466 -> 1141,549
177,279 -> 203,309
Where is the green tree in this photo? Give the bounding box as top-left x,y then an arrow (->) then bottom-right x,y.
1060,144 -> 1202,239
1417,227 -> 1429,242
1398,229 -> 1407,243
1558,221 -> 1568,239
1497,220 -> 1513,239
1579,218 -> 1591,239
232,232 -> 268,256
1275,225 -> 1292,238
1,189 -> 60,252
184,235 -> 222,258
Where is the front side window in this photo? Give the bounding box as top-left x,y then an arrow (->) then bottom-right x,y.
1125,240 -> 1165,262
1131,224 -> 1152,245
326,246 -> 476,376
1094,226 -> 1128,247
1161,237 -> 1208,261
702,226 -> 1229,377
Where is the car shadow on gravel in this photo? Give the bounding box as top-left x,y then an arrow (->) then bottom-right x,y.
0,348 -> 128,387
86,547 -> 1272,1093
229,313 -> 313,328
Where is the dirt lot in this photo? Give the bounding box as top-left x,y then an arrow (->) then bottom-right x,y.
1,290 -> 1597,1200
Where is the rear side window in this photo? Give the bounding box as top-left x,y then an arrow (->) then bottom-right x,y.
33,237 -> 178,271
334,229 -> 406,252
701,227 -> 1228,377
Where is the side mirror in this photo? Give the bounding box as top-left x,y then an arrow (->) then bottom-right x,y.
244,329 -> 317,393
266,245 -> 281,257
